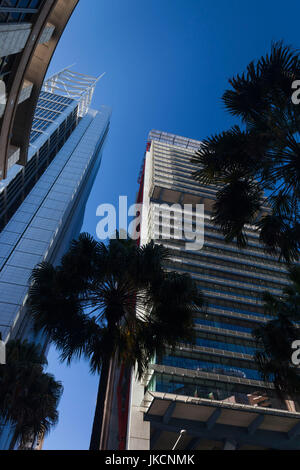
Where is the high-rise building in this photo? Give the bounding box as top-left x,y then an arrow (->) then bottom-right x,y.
0,69 -> 111,449
125,130 -> 300,451
0,0 -> 79,180
0,67 -> 111,343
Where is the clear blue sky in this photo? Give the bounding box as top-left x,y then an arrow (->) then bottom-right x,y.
43,0 -> 300,450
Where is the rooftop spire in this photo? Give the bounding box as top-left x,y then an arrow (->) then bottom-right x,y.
43,68 -> 106,116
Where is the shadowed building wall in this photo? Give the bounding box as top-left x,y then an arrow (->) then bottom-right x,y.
0,0 -> 79,180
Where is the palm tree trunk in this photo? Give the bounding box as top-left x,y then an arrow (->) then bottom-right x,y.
99,355 -> 117,450
89,355 -> 111,450
30,433 -> 37,450
9,428 -> 19,450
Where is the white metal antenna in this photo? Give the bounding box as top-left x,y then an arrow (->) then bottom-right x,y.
43,68 -> 106,116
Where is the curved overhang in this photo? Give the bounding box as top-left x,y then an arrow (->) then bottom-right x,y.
0,0 -> 79,180
144,392 -> 300,450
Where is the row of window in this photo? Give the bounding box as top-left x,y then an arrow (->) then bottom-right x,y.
39,91 -> 74,106
37,99 -> 69,114
163,240 -> 287,280
166,257 -> 283,298
30,92 -> 76,143
197,309 -> 264,333
35,108 -> 60,121
163,246 -> 287,293
147,373 -> 288,411
194,337 -> 257,355
152,137 -> 200,153
32,118 -> 51,132
0,0 -> 42,24
194,317 -> 253,334
0,108 -> 78,229
160,356 -> 261,380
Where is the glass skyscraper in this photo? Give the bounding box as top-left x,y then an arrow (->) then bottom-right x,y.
0,69 -> 111,449
125,130 -> 300,451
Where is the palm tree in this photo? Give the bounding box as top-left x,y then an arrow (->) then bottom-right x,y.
28,233 -> 204,450
0,339 -> 62,450
17,371 -> 62,450
192,42 -> 300,263
253,265 -> 300,400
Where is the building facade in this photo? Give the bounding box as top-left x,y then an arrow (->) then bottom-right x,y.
0,69 -> 111,449
0,0 -> 79,180
125,130 -> 300,451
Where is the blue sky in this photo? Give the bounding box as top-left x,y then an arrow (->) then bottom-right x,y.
43,0 -> 300,450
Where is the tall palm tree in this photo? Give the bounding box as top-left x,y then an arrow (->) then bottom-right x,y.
192,42 -> 300,263
253,265 -> 300,400
0,340 -> 62,450
28,233 -> 204,450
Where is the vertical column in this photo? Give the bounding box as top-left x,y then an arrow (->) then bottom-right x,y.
126,373 -> 151,450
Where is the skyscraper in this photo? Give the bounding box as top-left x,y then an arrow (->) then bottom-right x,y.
125,130 -> 300,451
0,67 -> 111,343
0,69 -> 111,449
0,0 -> 79,180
